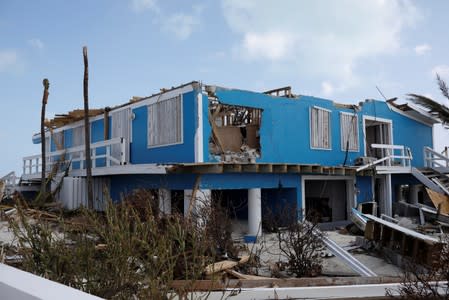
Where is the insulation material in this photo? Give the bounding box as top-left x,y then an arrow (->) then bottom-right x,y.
426,188 -> 449,215
214,127 -> 243,152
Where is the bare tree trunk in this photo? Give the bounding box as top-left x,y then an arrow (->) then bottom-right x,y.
40,79 -> 50,196
83,46 -> 94,209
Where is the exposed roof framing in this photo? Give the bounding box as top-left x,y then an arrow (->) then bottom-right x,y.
44,109 -> 105,128
263,86 -> 294,98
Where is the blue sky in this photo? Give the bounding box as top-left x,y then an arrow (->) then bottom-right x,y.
1,0 -> 449,175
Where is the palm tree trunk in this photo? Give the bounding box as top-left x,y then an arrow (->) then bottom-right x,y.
83,46 -> 94,209
40,79 -> 50,195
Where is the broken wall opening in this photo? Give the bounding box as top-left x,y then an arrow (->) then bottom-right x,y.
305,180 -> 347,223
208,100 -> 262,162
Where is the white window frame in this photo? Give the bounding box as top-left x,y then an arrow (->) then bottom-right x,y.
147,95 -> 183,148
310,106 -> 331,150
340,112 -> 359,152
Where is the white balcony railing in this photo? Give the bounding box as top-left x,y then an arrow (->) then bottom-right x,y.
424,146 -> 449,169
22,137 -> 127,176
357,144 -> 413,172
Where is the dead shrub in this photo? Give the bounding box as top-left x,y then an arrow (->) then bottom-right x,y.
386,237 -> 449,299
9,191 -> 220,299
265,204 -> 325,278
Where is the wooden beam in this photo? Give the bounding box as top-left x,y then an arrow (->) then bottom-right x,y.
242,164 -> 259,173
258,164 -> 273,173
194,164 -> 224,174
272,164 -> 287,173
312,165 -> 323,174
287,165 -> 300,173
223,164 -> 242,173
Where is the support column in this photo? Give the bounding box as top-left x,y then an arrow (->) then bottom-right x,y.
245,188 -> 262,243
184,189 -> 211,219
409,184 -> 420,205
385,174 -> 392,217
158,188 -> 171,215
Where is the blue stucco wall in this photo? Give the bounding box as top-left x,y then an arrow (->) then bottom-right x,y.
129,90 -> 196,164
205,88 -> 433,167
109,173 -> 302,208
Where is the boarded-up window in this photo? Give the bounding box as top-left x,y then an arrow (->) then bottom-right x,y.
147,95 -> 183,148
111,108 -> 131,162
340,112 -> 359,151
310,107 -> 331,149
72,125 -> 85,147
52,131 -> 64,150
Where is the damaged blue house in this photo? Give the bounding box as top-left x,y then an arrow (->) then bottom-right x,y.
18,81 -> 449,241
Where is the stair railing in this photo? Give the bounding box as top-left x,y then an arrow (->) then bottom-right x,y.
357,144 -> 413,172
424,146 -> 449,168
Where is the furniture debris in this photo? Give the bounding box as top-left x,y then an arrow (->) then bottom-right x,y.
364,214 -> 444,266
426,188 -> 449,215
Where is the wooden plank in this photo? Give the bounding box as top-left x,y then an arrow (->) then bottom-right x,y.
333,167 -> 346,176
258,164 -> 273,173
242,164 -> 259,173
364,214 -> 440,243
364,221 -> 375,240
312,165 -> 323,174
287,165 -> 300,173
223,164 -> 242,173
171,276 -> 402,291
301,165 -> 313,173
272,164 -> 287,173
225,269 -> 271,280
204,256 -> 249,275
194,164 -> 223,174
426,188 -> 449,215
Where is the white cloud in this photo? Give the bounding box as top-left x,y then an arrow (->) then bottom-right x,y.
242,31 -> 296,61
131,0 -> 159,13
162,12 -> 199,40
321,81 -> 334,96
28,38 -> 44,50
414,44 -> 431,55
222,0 -> 419,94
0,50 -> 18,72
161,5 -> 203,40
431,65 -> 449,78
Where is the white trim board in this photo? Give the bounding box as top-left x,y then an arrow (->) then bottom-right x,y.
362,115 -> 393,157
194,92 -> 204,162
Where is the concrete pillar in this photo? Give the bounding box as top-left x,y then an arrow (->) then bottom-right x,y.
245,188 -> 262,243
158,188 -> 171,215
410,184 -> 420,205
395,185 -> 403,203
184,189 -> 211,218
385,174 -> 392,217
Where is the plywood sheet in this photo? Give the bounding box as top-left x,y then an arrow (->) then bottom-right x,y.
214,126 -> 243,152
426,188 -> 449,215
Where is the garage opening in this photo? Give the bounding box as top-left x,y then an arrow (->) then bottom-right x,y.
305,180 -> 348,223
212,189 -> 248,220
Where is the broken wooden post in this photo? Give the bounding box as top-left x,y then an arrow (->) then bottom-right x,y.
40,79 -> 50,196
83,46 -> 94,209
